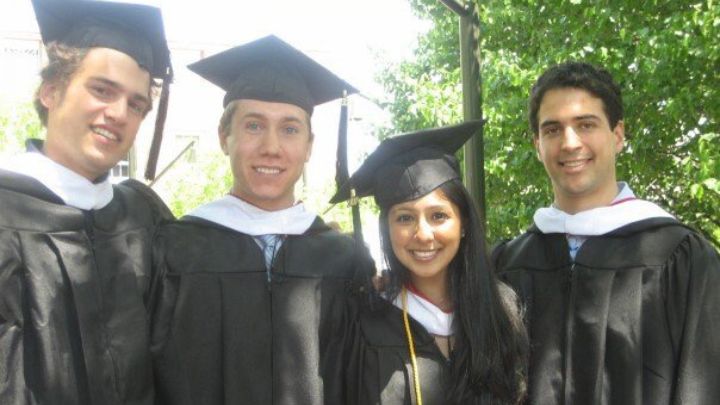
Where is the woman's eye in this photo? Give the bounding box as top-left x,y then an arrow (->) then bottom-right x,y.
431,212 -> 449,221
395,214 -> 413,223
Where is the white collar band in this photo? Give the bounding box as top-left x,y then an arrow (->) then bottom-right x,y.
391,289 -> 455,337
534,183 -> 675,236
0,150 -> 113,210
188,195 -> 317,235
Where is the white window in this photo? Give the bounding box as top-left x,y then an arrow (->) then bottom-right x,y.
110,150 -> 134,183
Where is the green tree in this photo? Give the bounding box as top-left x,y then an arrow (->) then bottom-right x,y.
152,150 -> 233,217
0,102 -> 43,156
379,0 -> 720,247
376,0 -> 463,137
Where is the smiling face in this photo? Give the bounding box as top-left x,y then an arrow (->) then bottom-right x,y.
40,47 -> 151,181
220,99 -> 313,211
534,87 -> 625,213
387,188 -> 462,286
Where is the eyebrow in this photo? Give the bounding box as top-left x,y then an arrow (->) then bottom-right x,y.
238,112 -> 266,121
239,112 -> 307,127
390,203 -> 451,213
89,76 -> 150,105
281,116 -> 306,125
540,114 -> 601,129
573,114 -> 601,121
539,119 -> 561,130
389,205 -> 412,214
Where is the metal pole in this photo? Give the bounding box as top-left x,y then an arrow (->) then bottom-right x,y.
441,0 -> 485,225
148,140 -> 196,187
459,11 -> 485,225
439,0 -> 469,16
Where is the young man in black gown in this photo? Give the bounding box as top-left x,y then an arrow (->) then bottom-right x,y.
494,61 -> 720,405
149,35 -> 374,405
0,1 -> 173,404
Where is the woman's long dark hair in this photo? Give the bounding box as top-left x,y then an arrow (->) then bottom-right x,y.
379,179 -> 528,405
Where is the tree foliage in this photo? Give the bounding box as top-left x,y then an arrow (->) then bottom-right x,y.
376,0 -> 463,137
0,103 -> 42,157
152,150 -> 234,217
379,0 -> 719,247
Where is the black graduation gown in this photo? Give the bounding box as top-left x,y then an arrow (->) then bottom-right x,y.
346,298 -> 450,405
494,218 -> 720,405
150,215 -> 371,405
0,169 -> 173,405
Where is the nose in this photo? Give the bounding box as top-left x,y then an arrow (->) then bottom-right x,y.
414,218 -> 435,242
561,126 -> 582,151
259,130 -> 281,155
105,98 -> 128,124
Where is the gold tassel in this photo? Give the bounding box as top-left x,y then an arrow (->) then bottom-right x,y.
402,286 -> 423,405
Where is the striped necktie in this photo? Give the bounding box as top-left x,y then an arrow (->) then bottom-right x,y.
256,234 -> 281,270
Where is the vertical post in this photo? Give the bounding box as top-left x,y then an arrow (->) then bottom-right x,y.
459,8 -> 485,226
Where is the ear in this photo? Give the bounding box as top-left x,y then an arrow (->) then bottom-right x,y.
218,128 -> 229,156
305,132 -> 314,162
613,120 -> 625,154
533,135 -> 542,161
39,81 -> 60,109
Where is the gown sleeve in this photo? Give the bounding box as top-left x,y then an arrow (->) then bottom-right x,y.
147,223 -> 193,405
321,241 -> 377,404
667,233 -> 720,405
0,228 -> 25,402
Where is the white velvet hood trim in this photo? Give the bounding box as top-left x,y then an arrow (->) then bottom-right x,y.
391,289 -> 455,337
534,183 -> 674,236
188,195 -> 316,236
0,151 -> 113,210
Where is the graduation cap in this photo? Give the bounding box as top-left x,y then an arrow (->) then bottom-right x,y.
330,120 -> 483,209
31,0 -> 174,180
187,35 -> 358,114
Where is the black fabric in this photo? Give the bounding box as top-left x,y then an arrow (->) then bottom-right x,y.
188,35 -> 358,112
31,0 -> 172,79
494,217 -> 720,405
0,170 -> 173,405
150,216 -> 374,405
345,299 -> 450,405
330,120 -> 483,207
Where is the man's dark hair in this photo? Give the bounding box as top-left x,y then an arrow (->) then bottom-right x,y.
528,61 -> 623,135
33,42 -> 89,126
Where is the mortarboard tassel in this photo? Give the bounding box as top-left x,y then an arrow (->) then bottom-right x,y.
145,67 -> 173,181
332,95 -> 369,299
334,91 -> 364,245
335,90 -> 349,189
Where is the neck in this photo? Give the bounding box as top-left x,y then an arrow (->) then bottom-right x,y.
42,140 -> 102,182
230,191 -> 296,212
554,182 -> 619,214
408,273 -> 452,312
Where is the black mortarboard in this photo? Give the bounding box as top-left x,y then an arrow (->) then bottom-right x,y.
31,0 -> 172,80
187,35 -> 358,114
31,0 -> 174,180
330,120 -> 483,208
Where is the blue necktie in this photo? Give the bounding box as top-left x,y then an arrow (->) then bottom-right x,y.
256,234 -> 281,271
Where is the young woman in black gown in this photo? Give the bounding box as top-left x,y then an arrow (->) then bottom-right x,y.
333,121 -> 529,405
